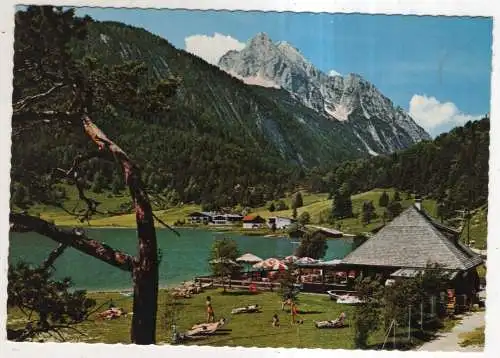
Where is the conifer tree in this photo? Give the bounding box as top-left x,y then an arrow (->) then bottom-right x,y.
378,191 -> 389,207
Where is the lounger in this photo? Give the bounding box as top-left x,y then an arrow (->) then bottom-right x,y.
231,305 -> 260,314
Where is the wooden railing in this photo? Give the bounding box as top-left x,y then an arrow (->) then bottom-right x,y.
194,276 -> 281,291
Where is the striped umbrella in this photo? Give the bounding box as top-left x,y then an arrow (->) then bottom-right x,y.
296,257 -> 318,265
253,258 -> 286,270
272,261 -> 288,271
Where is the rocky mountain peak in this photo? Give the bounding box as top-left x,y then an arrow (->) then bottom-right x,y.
218,33 -> 430,154
248,32 -> 273,48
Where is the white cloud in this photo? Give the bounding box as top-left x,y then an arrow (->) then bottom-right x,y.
328,69 -> 342,77
184,33 -> 245,66
409,94 -> 482,135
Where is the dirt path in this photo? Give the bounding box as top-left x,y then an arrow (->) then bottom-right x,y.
418,311 -> 485,352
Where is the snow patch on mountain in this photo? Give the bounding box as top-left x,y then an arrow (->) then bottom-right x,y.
325,103 -> 351,122
100,33 -> 110,44
328,69 -> 342,77
297,117 -> 306,124
227,70 -> 280,88
354,131 -> 379,156
360,99 -> 371,119
367,122 -> 383,147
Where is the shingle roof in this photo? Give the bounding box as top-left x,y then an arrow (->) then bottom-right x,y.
341,205 -> 483,270
242,215 -> 266,223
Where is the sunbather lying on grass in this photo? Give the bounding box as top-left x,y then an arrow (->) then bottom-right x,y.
190,317 -> 226,332
231,304 -> 260,314
175,318 -> 227,342
314,312 -> 346,328
97,307 -> 125,320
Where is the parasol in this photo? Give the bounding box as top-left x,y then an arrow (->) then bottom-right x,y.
209,258 -> 239,265
253,258 -> 287,270
296,257 -> 318,265
236,253 -> 263,264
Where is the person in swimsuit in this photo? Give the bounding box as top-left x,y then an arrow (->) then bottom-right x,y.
291,302 -> 303,324
206,296 -> 215,323
281,297 -> 292,311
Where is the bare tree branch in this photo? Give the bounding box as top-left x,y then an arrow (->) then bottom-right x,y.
152,212 -> 180,237
53,151 -> 111,222
13,82 -> 66,112
10,213 -> 134,272
40,243 -> 68,271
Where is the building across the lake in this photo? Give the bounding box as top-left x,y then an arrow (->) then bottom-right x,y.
187,212 -> 243,225
308,225 -> 344,238
211,213 -> 244,225
187,211 -> 213,224
268,216 -> 295,230
242,215 -> 266,229
340,199 -> 483,306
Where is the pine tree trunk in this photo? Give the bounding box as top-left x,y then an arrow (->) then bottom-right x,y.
82,116 -> 159,345
130,194 -> 158,344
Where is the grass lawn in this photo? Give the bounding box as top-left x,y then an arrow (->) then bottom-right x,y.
439,315 -> 463,332
460,206 -> 488,249
459,326 -> 485,347
248,189 -> 437,235
7,288 -> 440,349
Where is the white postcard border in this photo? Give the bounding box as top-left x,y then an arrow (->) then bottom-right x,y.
0,1 -> 497,358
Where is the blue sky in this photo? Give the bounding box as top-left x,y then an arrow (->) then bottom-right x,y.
74,8 -> 492,136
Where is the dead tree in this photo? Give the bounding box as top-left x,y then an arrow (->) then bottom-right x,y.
10,7 -> 180,343
11,116 -> 162,344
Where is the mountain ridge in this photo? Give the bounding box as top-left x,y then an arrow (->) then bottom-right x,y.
218,32 -> 431,153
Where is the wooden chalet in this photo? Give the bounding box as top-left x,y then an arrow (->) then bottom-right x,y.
340,201 -> 483,306
242,215 -> 266,229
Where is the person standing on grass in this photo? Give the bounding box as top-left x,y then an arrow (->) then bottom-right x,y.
291,301 -> 298,323
282,296 -> 292,311
206,296 -> 215,323
291,302 -> 303,324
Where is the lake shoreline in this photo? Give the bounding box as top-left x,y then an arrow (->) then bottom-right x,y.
11,227 -> 354,292
57,223 -> 350,240
58,223 -> 291,238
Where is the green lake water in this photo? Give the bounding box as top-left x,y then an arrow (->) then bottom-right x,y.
8,228 -> 354,291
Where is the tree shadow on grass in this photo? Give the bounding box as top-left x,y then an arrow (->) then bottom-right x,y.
365,330 -> 434,351
206,330 -> 288,345
212,331 -> 231,336
314,324 -> 351,329
298,310 -> 324,315
220,291 -> 261,296
169,301 -> 188,306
